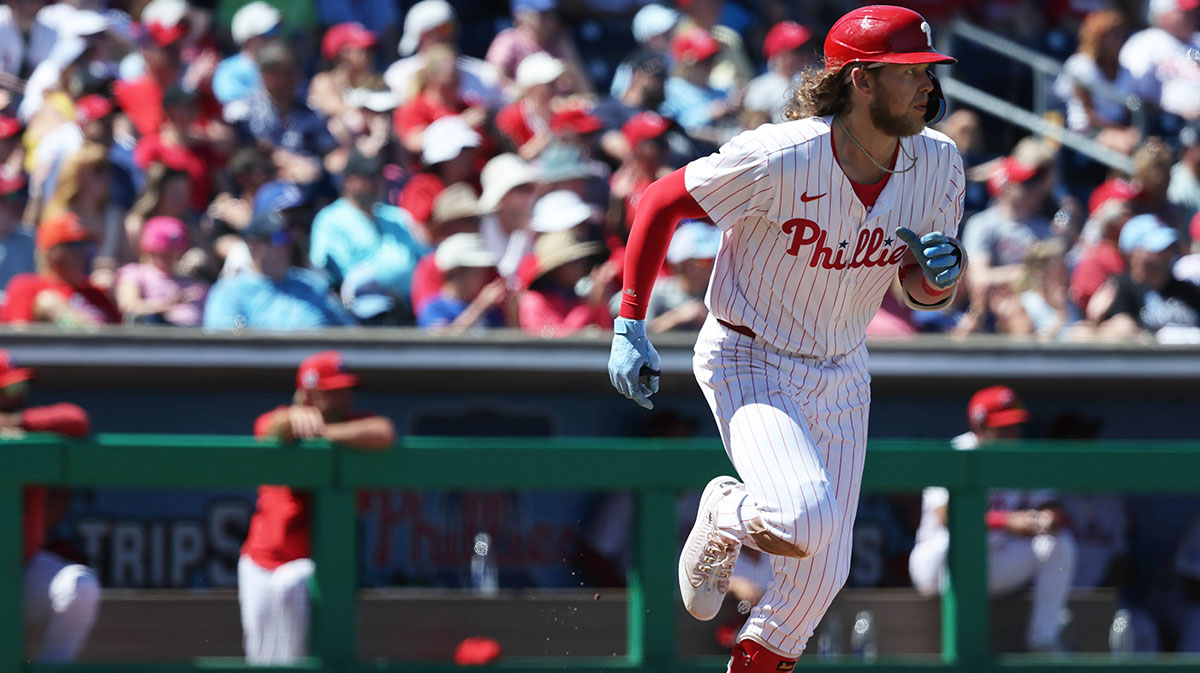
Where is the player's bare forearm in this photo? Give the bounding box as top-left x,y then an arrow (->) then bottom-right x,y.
261,408 -> 297,442
324,415 -> 395,451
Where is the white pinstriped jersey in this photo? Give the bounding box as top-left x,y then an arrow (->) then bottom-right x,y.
684,115 -> 965,358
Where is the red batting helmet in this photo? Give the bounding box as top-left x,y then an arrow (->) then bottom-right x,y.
824,5 -> 956,70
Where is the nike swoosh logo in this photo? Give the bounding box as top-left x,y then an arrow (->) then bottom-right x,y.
800,192 -> 826,203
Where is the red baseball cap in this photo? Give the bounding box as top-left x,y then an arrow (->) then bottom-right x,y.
37,212 -> 93,251
0,115 -> 21,139
968,385 -> 1030,429
763,21 -> 812,60
296,351 -> 359,391
671,28 -> 720,63
1087,178 -> 1142,216
550,106 -> 604,135
322,22 -> 377,60
622,111 -> 671,148
986,156 -> 1041,197
75,95 -> 115,124
824,5 -> 955,70
0,350 -> 34,389
143,19 -> 187,47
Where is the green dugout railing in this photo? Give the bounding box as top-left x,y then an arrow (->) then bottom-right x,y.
5,435 -> 1200,673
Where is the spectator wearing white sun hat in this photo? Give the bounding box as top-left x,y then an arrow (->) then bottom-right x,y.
214,1 -> 282,105
384,0 -> 505,109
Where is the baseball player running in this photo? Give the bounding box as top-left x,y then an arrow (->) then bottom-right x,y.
239,351 -> 394,663
609,6 -> 966,670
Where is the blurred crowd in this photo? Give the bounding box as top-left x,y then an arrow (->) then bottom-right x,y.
0,0 -> 1197,341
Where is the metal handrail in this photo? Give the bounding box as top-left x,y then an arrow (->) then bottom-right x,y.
940,77 -> 1134,173
942,19 -> 1145,134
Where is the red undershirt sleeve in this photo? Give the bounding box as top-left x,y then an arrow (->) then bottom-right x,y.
618,168 -> 707,320
21,403 -> 91,438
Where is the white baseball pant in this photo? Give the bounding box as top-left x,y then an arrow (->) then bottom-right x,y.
909,530 -> 1076,648
693,316 -> 870,658
238,555 -> 314,663
24,550 -> 101,662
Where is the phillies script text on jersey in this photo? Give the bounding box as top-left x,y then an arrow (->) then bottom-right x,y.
781,220 -> 908,269
684,116 -> 964,357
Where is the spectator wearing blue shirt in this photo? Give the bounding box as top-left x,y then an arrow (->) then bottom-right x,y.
213,2 -> 281,105
310,151 -> 429,322
0,177 -> 35,303
204,211 -> 355,330
418,232 -> 512,331
223,42 -> 337,177
660,29 -> 737,135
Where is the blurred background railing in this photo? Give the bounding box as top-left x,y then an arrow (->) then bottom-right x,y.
8,434 -> 1200,672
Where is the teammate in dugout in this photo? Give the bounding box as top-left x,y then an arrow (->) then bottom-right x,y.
239,351 -> 394,664
0,350 -> 100,661
608,6 -> 967,670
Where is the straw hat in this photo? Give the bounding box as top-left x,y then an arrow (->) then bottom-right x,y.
430,183 -> 482,228
529,230 -> 604,282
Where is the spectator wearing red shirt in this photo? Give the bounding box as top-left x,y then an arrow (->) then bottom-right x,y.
1072,199 -> 1133,315
495,52 -> 563,159
133,86 -> 224,212
114,6 -> 188,138
393,44 -> 485,159
398,115 -> 480,230
239,351 -> 394,664
518,229 -> 615,337
0,213 -> 120,326
0,350 -> 99,661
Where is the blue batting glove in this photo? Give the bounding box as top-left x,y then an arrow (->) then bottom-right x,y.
609,317 -> 661,410
894,227 -> 967,290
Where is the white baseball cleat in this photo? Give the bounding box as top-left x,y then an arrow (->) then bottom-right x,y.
679,475 -> 744,621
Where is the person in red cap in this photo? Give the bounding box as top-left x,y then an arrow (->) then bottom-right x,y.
0,349 -> 100,661
611,111 -> 672,224
961,137 -> 1057,297
910,386 -> 1076,653
239,350 -> 394,664
0,212 -> 120,326
661,28 -> 739,133
608,6 -> 966,670
309,22 -> 378,119
744,21 -> 814,127
674,0 -> 754,91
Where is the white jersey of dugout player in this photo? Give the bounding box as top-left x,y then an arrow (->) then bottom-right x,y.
685,116 -> 965,358
910,432 -> 1074,651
